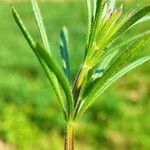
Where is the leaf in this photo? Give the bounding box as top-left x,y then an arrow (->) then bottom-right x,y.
107,31 -> 150,56
85,0 -> 104,58
85,6 -> 123,68
133,16 -> 150,27
93,0 -> 97,18
85,0 -> 98,57
109,5 -> 150,43
76,56 -> 150,119
31,0 -> 50,52
86,0 -> 92,32
95,0 -> 103,24
96,6 -> 123,45
109,0 -> 116,12
36,43 -> 74,119
96,32 -> 149,87
30,0 -> 73,118
60,27 -> 71,81
101,0 -> 109,19
12,6 -> 35,50
12,6 -> 67,120
98,49 -> 119,70
91,50 -> 118,81
94,56 -> 150,99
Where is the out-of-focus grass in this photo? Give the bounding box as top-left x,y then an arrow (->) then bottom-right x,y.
0,0 -> 150,150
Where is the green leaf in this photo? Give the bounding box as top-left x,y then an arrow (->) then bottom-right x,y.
107,31 -> 150,56
93,0 -> 97,18
133,16 -> 150,27
60,27 -> 71,81
96,6 -> 123,45
76,56 -> 150,119
91,50 -> 119,81
85,0 -> 104,58
87,10 -> 149,69
98,49 -> 119,71
30,0 -> 73,119
101,0 -> 109,19
109,0 -> 116,12
109,5 -> 150,43
36,43 -> 74,119
12,6 -> 68,120
85,0 -> 98,57
95,0 -> 103,24
12,6 -> 35,50
31,0 -> 50,52
86,0 -> 92,33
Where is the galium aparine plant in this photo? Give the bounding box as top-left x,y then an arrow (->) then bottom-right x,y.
12,0 -> 150,149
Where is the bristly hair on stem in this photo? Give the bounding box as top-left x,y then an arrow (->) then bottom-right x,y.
12,0 -> 150,149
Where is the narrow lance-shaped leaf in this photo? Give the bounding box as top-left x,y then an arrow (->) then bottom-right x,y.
76,56 -> 150,119
95,0 -> 104,25
109,5 -> 150,43
36,43 -> 74,119
60,27 -> 71,81
85,0 -> 92,57
85,0 -> 97,57
106,31 -> 150,56
96,6 -> 123,46
12,6 -> 35,49
93,0 -> 97,18
85,0 -> 104,58
101,0 -> 109,19
133,16 -> 150,27
31,0 -> 51,52
86,0 -> 92,34
109,0 -> 116,12
12,6 -> 68,120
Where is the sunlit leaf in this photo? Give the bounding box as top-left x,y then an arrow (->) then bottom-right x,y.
36,43 -> 74,119
76,56 -> 150,119
75,33 -> 150,119
109,5 -> 150,43
109,0 -> 116,12
31,0 -> 50,52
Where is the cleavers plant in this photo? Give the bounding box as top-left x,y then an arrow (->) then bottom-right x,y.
12,0 -> 150,149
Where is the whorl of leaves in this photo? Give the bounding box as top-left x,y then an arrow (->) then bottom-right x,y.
12,0 -> 150,121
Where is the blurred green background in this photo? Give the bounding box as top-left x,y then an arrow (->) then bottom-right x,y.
0,0 -> 150,149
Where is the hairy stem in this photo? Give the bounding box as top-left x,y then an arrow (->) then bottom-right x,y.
64,122 -> 75,150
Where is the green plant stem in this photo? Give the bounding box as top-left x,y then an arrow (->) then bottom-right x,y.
64,122 -> 75,150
